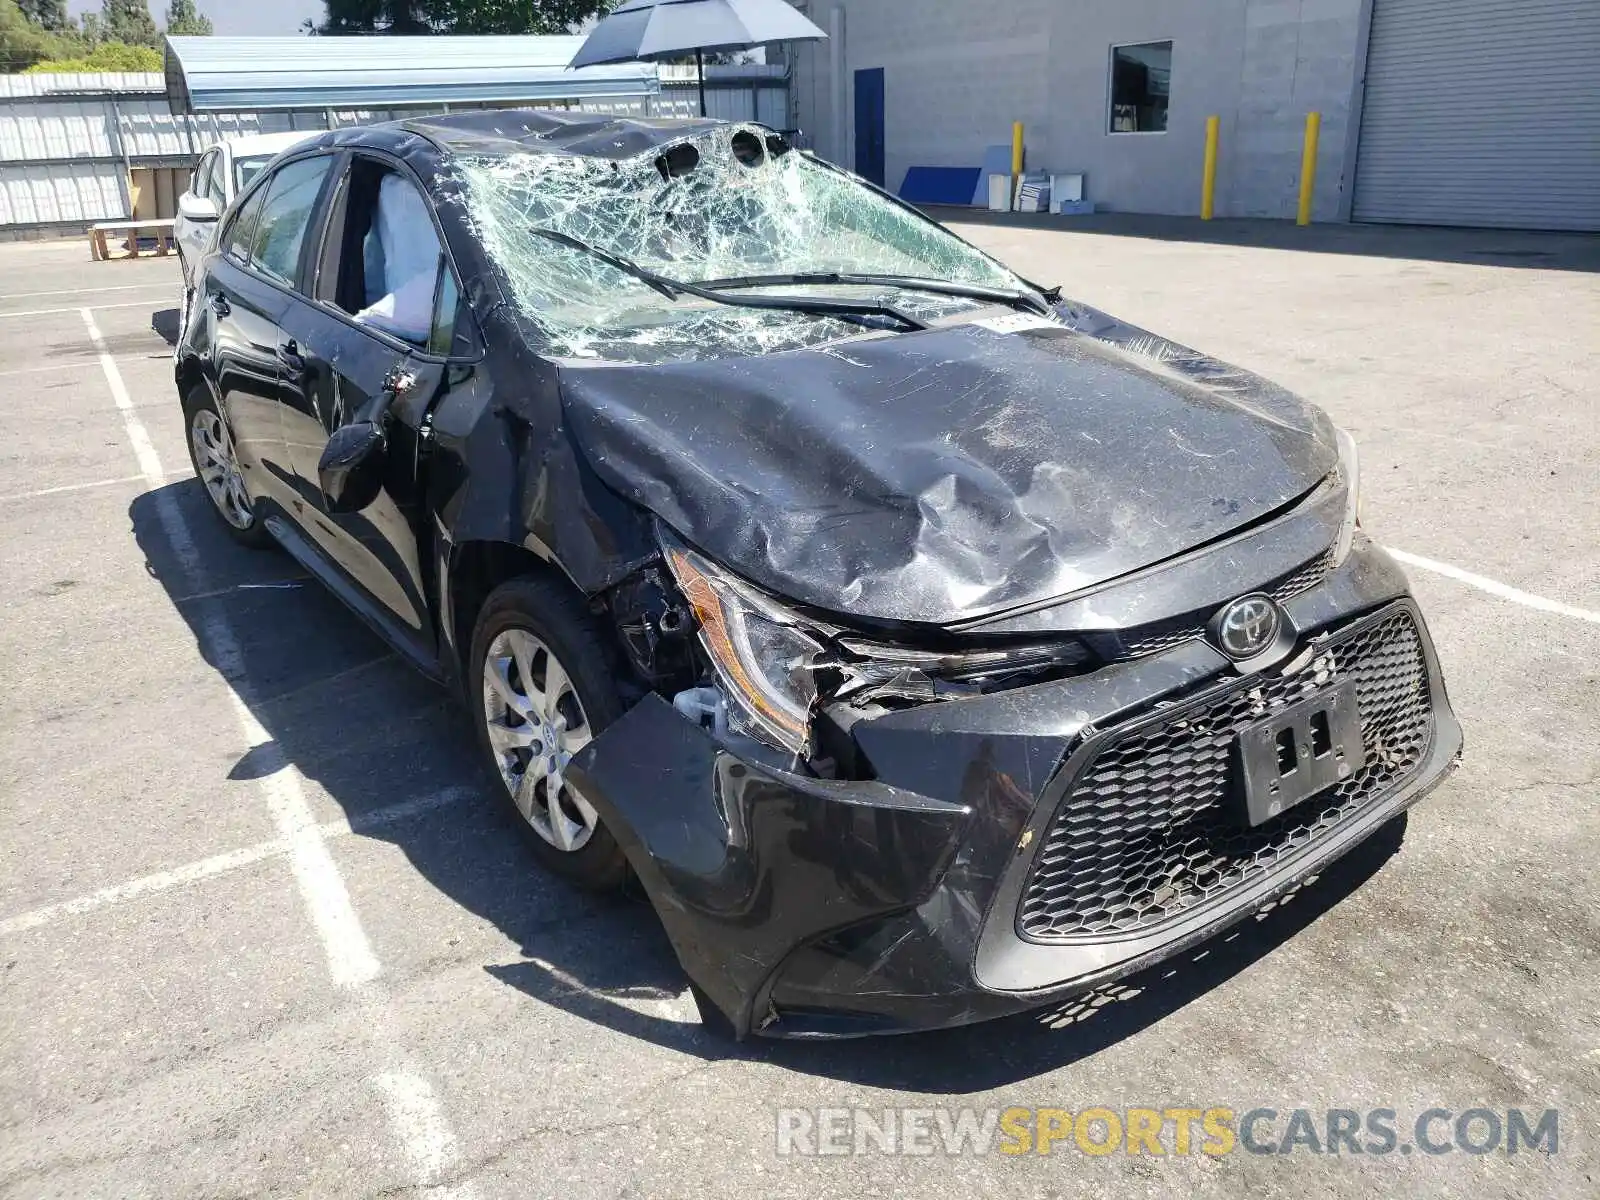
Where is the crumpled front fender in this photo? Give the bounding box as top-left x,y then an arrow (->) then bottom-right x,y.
564,694 -> 973,1037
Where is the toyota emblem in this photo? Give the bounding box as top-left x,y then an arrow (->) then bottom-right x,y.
1211,594 -> 1282,660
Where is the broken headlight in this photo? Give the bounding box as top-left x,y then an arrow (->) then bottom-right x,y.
1333,426 -> 1363,564
662,538 -> 829,756
661,529 -> 1093,759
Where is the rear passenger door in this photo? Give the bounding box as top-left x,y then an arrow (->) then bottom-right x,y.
201,152 -> 338,521
276,152 -> 478,666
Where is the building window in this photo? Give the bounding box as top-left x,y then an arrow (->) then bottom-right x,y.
1109,41 -> 1172,133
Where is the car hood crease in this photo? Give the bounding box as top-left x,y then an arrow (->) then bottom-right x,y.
557,320 -> 1338,626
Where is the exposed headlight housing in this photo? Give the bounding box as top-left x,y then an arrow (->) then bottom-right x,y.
1333,426 -> 1363,564
660,530 -> 1093,759
662,537 -> 828,756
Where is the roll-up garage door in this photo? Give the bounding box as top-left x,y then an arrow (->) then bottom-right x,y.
1353,0 -> 1600,231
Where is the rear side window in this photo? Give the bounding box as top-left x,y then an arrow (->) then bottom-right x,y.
248,155 -> 335,288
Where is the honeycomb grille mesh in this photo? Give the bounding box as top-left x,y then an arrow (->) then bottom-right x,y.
1113,548 -> 1339,661
1269,548 -> 1338,601
1020,608 -> 1433,941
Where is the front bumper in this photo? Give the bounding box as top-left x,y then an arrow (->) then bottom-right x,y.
568,540 -> 1463,1039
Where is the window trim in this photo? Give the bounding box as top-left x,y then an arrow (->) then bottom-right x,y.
191,149 -> 218,201
1106,39 -> 1174,136
305,147 -> 482,365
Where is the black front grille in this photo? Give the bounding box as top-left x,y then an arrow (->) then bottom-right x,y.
1269,547 -> 1337,601
1112,547 -> 1339,661
1019,606 -> 1434,942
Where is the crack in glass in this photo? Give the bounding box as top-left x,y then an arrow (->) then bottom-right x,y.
451,125 -> 1030,363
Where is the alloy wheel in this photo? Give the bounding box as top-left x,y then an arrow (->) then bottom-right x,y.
481,628 -> 598,852
190,408 -> 253,530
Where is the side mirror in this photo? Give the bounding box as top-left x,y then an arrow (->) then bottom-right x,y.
317,421 -> 387,513
177,191 -> 220,222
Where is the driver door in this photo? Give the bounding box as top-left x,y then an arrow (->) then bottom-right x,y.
276,152 -> 475,669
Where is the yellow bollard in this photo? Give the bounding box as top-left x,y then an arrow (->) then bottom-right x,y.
1297,111 -> 1321,226
1010,122 -> 1025,210
1200,115 -> 1220,220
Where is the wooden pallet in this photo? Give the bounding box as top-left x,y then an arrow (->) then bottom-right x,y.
90,219 -> 176,262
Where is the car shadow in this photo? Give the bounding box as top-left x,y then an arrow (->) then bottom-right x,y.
922,207 -> 1600,274
130,479 -> 1409,1090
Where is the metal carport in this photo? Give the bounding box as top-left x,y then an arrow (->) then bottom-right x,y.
163,35 -> 660,113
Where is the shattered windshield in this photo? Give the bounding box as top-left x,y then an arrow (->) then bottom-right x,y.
453,125 -> 1034,363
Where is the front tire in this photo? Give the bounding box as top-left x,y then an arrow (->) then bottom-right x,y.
182,384 -> 272,548
469,575 -> 628,891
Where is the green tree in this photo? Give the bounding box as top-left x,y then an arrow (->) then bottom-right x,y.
317,0 -> 612,36
2,0 -> 64,70
17,0 -> 71,32
79,12 -> 104,43
26,39 -> 163,71
163,0 -> 212,35
103,0 -> 159,48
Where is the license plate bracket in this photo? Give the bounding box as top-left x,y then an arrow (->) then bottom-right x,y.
1237,680 -> 1365,826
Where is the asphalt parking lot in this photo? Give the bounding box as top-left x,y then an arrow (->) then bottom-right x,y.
1,218 -> 1596,1198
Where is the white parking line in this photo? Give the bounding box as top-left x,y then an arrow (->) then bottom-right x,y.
0,468 -> 191,504
1389,547 -> 1600,625
5,282 -> 171,300
82,307 -> 477,1198
0,300 -> 164,319
0,360 -> 100,379
0,788 -> 472,938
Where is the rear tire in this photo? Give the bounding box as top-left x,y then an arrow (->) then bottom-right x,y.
469,574 -> 628,891
181,384 -> 272,549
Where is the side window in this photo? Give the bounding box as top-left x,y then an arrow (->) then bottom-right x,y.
320,158 -> 448,349
224,184 -> 267,265
248,155 -> 335,288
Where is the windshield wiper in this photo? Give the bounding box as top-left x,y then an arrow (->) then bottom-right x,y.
526,228 -> 928,332
691,272 -> 1054,316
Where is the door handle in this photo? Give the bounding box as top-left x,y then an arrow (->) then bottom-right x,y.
277,339 -> 305,370
207,291 -> 229,316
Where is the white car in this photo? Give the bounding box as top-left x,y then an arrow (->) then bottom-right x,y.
173,131 -> 317,329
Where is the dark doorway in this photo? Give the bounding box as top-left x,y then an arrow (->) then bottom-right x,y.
853,67 -> 886,187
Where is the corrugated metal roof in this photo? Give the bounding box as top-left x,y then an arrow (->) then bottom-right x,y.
0,73 -> 164,100
164,36 -> 661,113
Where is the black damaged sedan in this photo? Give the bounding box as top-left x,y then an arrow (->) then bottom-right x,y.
174,111 -> 1462,1039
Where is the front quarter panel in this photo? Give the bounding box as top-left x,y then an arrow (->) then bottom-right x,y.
565,694 -> 973,1036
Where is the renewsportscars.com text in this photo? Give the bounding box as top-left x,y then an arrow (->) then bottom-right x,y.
775,1106 -> 1559,1158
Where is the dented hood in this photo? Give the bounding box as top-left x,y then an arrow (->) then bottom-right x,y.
558,317 -> 1338,626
